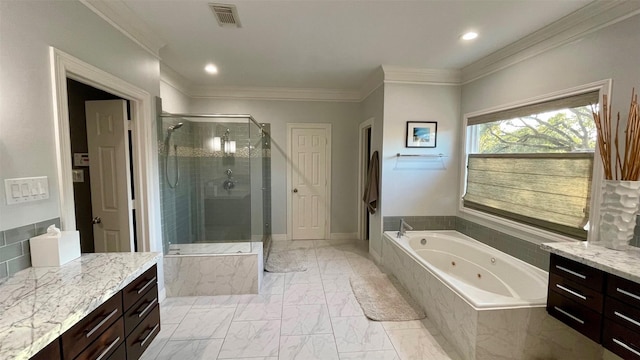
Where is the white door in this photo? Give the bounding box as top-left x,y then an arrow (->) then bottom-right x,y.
289,125 -> 330,239
85,100 -> 133,252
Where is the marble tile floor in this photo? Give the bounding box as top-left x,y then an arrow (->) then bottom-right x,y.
145,239 -> 462,360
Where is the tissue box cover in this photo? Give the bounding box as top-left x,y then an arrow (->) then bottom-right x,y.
29,231 -> 81,267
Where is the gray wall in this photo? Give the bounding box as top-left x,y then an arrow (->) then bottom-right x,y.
0,0 -> 161,231
189,98 -> 361,236
360,86 -> 385,255
459,14 -> 640,245
461,15 -> 640,119
376,83 -> 461,256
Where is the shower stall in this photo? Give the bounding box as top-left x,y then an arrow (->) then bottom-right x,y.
158,111 -> 271,296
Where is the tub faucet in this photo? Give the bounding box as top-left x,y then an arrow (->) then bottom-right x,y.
397,218 -> 413,238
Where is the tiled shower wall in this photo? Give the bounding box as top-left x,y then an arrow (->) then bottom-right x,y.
0,218 -> 61,282
159,119 -> 196,253
384,215 -> 640,271
158,113 -> 271,253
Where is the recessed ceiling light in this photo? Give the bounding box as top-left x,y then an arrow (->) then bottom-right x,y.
204,64 -> 218,74
461,32 -> 478,41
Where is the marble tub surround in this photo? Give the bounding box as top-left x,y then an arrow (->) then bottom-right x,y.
382,233 -> 602,360
541,241 -> 640,284
0,252 -> 160,360
164,243 -> 263,296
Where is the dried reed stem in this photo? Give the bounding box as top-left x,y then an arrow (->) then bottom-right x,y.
594,89 -> 640,180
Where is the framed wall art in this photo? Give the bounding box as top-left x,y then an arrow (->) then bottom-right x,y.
406,121 -> 437,148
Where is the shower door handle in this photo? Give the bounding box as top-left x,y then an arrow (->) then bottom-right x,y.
293,188 -> 298,193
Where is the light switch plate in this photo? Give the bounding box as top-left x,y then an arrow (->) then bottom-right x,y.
72,169 -> 84,183
4,177 -> 49,205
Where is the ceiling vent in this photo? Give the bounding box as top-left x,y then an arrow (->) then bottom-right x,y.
209,3 -> 242,28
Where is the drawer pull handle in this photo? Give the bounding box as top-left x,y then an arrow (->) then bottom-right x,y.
555,265 -> 586,279
137,297 -> 158,318
95,336 -> 120,360
140,323 -> 160,348
555,284 -> 587,300
85,308 -> 119,338
135,276 -> 157,295
617,287 -> 640,302
614,311 -> 640,328
613,338 -> 640,357
553,306 -> 585,324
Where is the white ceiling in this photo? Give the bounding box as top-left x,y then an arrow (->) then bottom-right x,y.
121,0 -> 593,90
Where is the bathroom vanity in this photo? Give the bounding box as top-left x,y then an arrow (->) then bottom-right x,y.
0,252 -> 160,360
542,242 -> 640,359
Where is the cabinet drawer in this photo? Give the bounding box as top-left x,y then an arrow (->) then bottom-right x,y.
549,273 -> 603,313
31,338 -> 61,360
126,305 -> 160,360
74,319 -> 124,360
123,265 -> 157,310
603,318 -> 640,360
107,343 -> 126,360
606,297 -> 640,333
124,284 -> 159,336
62,293 -> 123,360
608,274 -> 640,309
547,290 -> 602,343
550,254 -> 604,292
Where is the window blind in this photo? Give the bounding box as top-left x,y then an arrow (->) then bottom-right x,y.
468,91 -> 599,126
463,153 -> 594,239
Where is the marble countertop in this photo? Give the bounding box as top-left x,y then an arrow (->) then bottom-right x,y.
0,252 -> 160,360
541,241 -> 640,284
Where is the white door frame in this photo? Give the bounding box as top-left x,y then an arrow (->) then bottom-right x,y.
286,123 -> 331,240
357,118 -> 374,241
50,47 -> 156,252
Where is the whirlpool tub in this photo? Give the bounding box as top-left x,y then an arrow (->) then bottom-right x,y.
382,230 -> 601,360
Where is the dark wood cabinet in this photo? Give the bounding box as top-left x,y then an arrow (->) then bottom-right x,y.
31,338 -> 61,360
547,254 -> 640,358
62,293 -> 123,360
30,264 -> 159,360
547,254 -> 605,343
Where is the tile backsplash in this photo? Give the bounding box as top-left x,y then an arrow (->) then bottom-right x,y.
0,218 -> 60,282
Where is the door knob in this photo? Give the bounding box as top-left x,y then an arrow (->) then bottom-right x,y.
92,216 -> 102,224
293,188 -> 298,193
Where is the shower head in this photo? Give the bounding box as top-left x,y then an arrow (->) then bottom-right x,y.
168,122 -> 184,133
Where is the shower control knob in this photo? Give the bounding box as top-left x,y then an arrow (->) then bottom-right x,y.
293,188 -> 298,193
91,217 -> 102,224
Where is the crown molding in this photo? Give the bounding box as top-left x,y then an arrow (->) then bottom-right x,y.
360,66 -> 385,101
79,0 -> 166,58
160,63 -> 365,102
160,63 -> 191,96
461,0 -> 640,84
189,86 -> 362,102
382,65 -> 462,85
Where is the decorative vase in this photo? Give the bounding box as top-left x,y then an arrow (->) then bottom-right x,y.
598,180 -> 640,250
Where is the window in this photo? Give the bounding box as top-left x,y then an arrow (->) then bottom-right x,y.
463,91 -> 599,240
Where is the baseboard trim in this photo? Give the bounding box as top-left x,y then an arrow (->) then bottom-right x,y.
330,232 -> 358,240
370,248 -> 382,265
272,234 -> 288,241
158,287 -> 167,303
